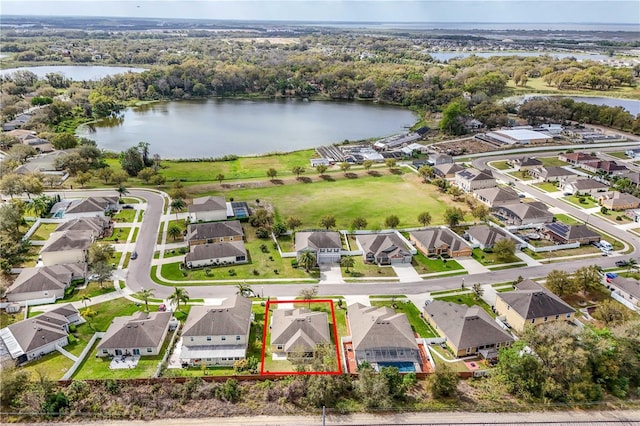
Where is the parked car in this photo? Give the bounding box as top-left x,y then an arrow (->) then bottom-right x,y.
615,260 -> 629,267
131,251 -> 138,260
122,205 -> 134,209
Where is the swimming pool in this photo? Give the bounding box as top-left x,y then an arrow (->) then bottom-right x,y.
53,210 -> 64,218
377,361 -> 415,373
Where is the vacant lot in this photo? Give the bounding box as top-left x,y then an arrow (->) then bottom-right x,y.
196,172 -> 469,230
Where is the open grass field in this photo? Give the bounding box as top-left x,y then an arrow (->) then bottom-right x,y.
370,300 -> 438,338
29,222 -> 58,241
198,172 -> 470,230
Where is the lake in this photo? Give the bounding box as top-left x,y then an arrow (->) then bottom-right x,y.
429,51 -> 612,62
0,65 -> 146,81
76,99 -> 418,159
516,94 -> 640,115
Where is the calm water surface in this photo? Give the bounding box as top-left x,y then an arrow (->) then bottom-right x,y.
429,51 -> 612,62
0,65 -> 146,81
77,99 -> 418,158
517,94 -> 640,115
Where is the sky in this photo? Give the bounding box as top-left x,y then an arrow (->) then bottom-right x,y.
1,0 -> 639,24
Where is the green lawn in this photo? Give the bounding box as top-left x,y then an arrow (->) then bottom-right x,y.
334,307 -> 348,339
596,211 -> 633,224
194,172 -> 469,230
539,157 -> 569,167
562,195 -> 598,209
341,256 -> 397,278
432,293 -> 495,318
554,213 -> 582,225
471,248 -> 521,266
489,160 -> 511,170
22,350 -> 75,380
507,171 -> 534,181
15,245 -> 39,267
533,182 -> 560,193
112,209 -> 137,223
29,222 -> 58,241
506,76 -> 640,99
62,281 -> 116,302
412,252 -> 464,273
370,300 -> 438,338
163,219 -> 188,243
102,226 -> 131,242
523,244 -> 601,260
120,197 -> 140,204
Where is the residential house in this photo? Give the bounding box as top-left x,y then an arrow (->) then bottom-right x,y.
180,296 -> 253,367
597,191 -> 640,211
295,231 -> 342,264
424,301 -> 514,358
580,160 -> 628,176
464,225 -> 522,251
40,230 -> 93,266
543,223 -> 601,245
97,311 -> 173,357
509,157 -> 543,171
495,280 -> 575,332
626,209 -> 640,222
347,303 -> 421,371
562,179 -> 609,196
492,202 -> 554,226
608,276 -> 640,306
410,228 -> 472,258
528,166 -> 578,182
625,148 -> 640,159
5,263 -> 86,303
51,196 -> 119,219
0,304 -> 80,364
3,129 -> 53,153
473,186 -> 520,207
428,153 -> 453,165
188,196 -> 228,222
558,152 -> 599,165
455,168 -> 496,192
55,216 -> 113,238
433,163 -> 465,179
270,308 -> 331,358
184,241 -> 248,269
356,233 -> 413,265
186,220 -> 244,247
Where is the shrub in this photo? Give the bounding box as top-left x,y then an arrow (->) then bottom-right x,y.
228,269 -> 236,276
256,227 -> 269,239
291,259 -> 299,268
252,269 -> 259,276
616,216 -> 623,221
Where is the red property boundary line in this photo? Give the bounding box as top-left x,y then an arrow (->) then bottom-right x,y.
260,299 -> 343,376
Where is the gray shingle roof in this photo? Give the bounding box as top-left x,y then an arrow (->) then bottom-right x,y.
543,223 -> 600,242
182,295 -> 252,338
434,163 -> 464,176
188,196 -> 227,213
474,186 -> 520,204
97,311 -> 172,351
41,231 -> 93,253
465,225 -> 513,248
6,263 -> 86,295
456,168 -> 494,182
410,228 -> 470,253
357,233 -> 411,260
347,303 -> 418,352
495,202 -> 553,222
567,179 -> 608,191
65,196 -> 117,214
295,231 -> 342,252
424,301 -> 514,350
271,308 -> 331,352
185,241 -> 247,263
186,220 -> 244,242
498,284 -> 575,319
55,216 -> 111,234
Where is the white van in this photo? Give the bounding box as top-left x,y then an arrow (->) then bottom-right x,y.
600,241 -> 613,252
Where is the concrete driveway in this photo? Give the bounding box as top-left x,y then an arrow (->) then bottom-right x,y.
319,265 -> 345,284
391,263 -> 422,282
456,258 -> 490,274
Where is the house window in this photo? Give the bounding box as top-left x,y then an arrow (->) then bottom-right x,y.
207,239 -> 213,244
236,336 -> 241,341
531,318 -> 535,324
190,337 -> 194,342
102,349 -> 108,354
277,345 -> 283,350
206,358 -> 211,362
207,336 -> 211,341
506,305 -> 510,311
544,316 -> 548,322
147,348 -> 152,353
221,336 -> 226,341
555,315 -> 560,320
133,348 -> 140,355
566,313 -> 572,318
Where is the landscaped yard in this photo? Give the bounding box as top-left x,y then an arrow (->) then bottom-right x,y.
596,211 -> 633,224
489,160 -> 511,170
103,226 -> 132,242
432,293 -> 495,318
15,245 -> 39,267
112,209 -> 137,223
412,252 -> 464,274
194,172 -> 471,230
554,213 -> 582,225
22,350 -> 75,380
562,195 -> 598,209
605,152 -> 629,160
539,157 -> 569,167
163,219 -> 188,243
29,222 -> 58,241
523,244 -> 601,260
62,281 -> 116,303
370,300 -> 438,338
471,248 -> 520,266
341,256 -> 397,278
533,182 -> 560,193
507,171 -> 534,181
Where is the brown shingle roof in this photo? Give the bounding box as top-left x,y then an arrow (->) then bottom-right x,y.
186,220 -> 244,242
185,241 -> 247,263
410,228 -> 470,253
6,263 -> 86,295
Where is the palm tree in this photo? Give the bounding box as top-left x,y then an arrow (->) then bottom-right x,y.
299,250 -> 316,273
168,286 -> 190,312
137,289 -> 155,312
627,258 -> 638,274
167,224 -> 182,241
116,185 -> 129,199
170,198 -> 186,220
236,282 -> 255,298
27,196 -> 49,218
340,256 -> 355,273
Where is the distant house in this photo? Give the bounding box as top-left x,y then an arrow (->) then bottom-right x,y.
295,231 -> 342,265
433,163 -> 465,179
410,228 -> 472,258
543,223 -> 601,245
424,301 -> 514,358
356,233 -> 413,265
428,153 -> 453,165
558,152 -> 599,165
625,209 -> 640,222
608,276 -> 640,306
625,148 -> 640,159
528,166 -> 578,182
97,311 -> 173,357
270,308 -> 331,358
473,186 -> 520,207
495,280 -> 575,332
597,191 -> 640,211
4,129 -> 53,153
455,168 -> 496,192
186,220 -> 244,247
180,296 -> 252,367
347,303 -> 421,371
40,231 -> 94,266
509,157 -> 542,171
55,216 -> 113,239
484,129 -> 552,145
51,196 -> 119,219
562,179 -> 609,196
184,241 -> 248,269
464,225 -> 522,251
310,158 -> 332,167
580,160 -> 628,176
0,304 -> 80,364
188,196 -> 227,222
492,202 -> 553,226
5,263 -> 86,303
2,112 -> 32,131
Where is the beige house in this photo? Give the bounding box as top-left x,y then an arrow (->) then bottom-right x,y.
424,301 -> 514,358
473,186 -> 520,207
184,241 -> 248,269
597,191 -> 640,211
186,220 -> 244,247
562,179 -> 608,196
410,228 -> 472,258
295,231 -> 342,264
51,196 -> 119,219
188,196 -> 228,222
40,231 -> 93,266
356,233 -> 413,265
97,311 -> 173,357
270,308 -> 331,358
5,263 -> 86,303
454,168 -> 496,192
180,296 -> 253,366
495,280 -> 575,332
